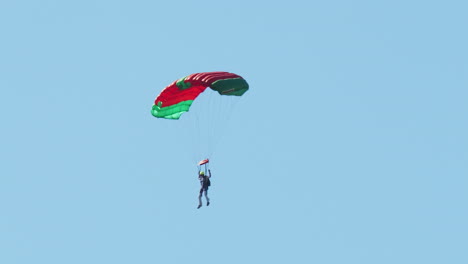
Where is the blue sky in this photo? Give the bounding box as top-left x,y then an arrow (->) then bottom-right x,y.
1,0 -> 467,263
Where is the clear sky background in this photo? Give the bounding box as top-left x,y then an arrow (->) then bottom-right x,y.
1,0 -> 467,263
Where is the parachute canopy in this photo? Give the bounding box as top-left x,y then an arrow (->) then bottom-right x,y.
151,72 -> 249,119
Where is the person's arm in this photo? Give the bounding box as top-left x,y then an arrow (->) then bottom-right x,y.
208,169 -> 212,178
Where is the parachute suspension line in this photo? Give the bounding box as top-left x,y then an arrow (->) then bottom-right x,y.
191,112 -> 200,162
201,90 -> 241,159
186,88 -> 238,162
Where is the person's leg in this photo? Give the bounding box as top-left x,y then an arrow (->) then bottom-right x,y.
197,189 -> 203,209
204,189 -> 210,206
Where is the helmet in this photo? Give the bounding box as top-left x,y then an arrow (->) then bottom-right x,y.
199,171 -> 205,176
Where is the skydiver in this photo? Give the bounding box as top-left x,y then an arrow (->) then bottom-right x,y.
197,169 -> 211,209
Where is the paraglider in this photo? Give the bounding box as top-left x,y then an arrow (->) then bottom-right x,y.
151,72 -> 249,208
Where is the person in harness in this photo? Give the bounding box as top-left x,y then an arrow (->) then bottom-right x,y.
197,169 -> 211,209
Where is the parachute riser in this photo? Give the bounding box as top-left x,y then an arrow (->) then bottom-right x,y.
198,158 -> 210,175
